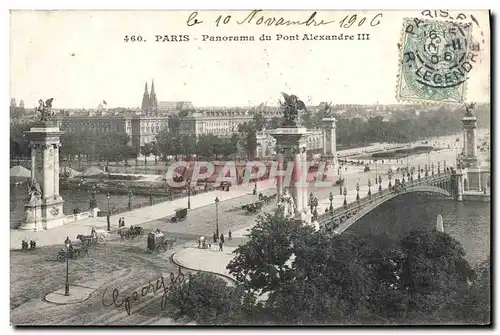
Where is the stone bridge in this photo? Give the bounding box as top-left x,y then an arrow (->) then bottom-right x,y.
317,171 -> 461,235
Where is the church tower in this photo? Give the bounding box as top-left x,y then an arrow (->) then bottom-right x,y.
150,80 -> 158,112
141,82 -> 150,111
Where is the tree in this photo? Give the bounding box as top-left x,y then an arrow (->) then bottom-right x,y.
398,228 -> 476,322
237,122 -> 257,160
140,142 -> 153,165
253,112 -> 266,131
227,212 -> 312,294
168,272 -> 243,325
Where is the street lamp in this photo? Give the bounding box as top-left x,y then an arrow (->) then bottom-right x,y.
64,236 -> 71,296
106,192 -> 111,214
215,197 -> 220,238
425,164 -> 429,177
343,187 -> 347,207
437,161 -> 441,175
374,159 -> 378,184
149,185 -> 153,206
368,179 -> 371,197
187,179 -> 191,210
329,192 -> 333,212
356,182 -> 360,202
378,176 -> 382,192
431,163 -> 435,176
388,170 -> 393,189
339,180 -> 343,195
401,171 -> 405,183
418,165 -> 421,181
309,192 -> 314,213
128,190 -> 133,211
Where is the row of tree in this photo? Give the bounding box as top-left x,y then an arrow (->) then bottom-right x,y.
166,212 -> 490,325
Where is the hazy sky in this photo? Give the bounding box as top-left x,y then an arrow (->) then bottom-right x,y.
10,10 -> 490,109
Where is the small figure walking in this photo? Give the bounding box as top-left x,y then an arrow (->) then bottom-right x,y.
220,233 -> 225,244
228,230 -> 232,240
213,232 -> 217,243
219,241 -> 223,251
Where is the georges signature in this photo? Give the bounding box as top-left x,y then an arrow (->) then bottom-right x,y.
101,266 -> 188,316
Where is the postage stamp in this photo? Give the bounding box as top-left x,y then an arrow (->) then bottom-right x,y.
397,18 -> 474,103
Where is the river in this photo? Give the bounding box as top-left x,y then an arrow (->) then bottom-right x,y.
9,184 -> 168,229
348,194 -> 490,266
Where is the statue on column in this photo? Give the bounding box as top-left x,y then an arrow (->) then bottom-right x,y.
464,102 -> 476,117
27,178 -> 42,204
36,98 -> 55,121
280,92 -> 307,127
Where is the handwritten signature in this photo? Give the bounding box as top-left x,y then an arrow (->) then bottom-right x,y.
101,266 -> 188,316
187,10 -> 383,28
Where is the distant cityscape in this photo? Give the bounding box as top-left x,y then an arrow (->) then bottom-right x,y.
10,80 -> 491,154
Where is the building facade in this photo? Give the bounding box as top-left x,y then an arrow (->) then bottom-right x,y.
179,108 -> 282,137
56,114 -> 168,149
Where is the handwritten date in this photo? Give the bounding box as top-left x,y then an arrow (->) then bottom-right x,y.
187,10 -> 383,28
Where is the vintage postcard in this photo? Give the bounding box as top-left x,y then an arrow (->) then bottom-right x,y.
10,10 -> 490,326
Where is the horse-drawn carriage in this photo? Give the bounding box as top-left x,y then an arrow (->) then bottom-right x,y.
147,230 -> 177,252
76,228 -> 109,246
242,201 -> 264,215
118,225 -> 144,240
170,208 -> 188,223
57,240 -> 89,260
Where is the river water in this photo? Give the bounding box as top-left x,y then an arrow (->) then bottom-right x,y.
348,194 -> 490,266
9,185 -> 167,229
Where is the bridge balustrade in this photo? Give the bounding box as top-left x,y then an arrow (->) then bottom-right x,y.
318,174 -> 453,229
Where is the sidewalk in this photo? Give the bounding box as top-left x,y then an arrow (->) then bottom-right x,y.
10,179 -> 275,249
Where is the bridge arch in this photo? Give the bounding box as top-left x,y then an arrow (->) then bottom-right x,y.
332,185 -> 452,235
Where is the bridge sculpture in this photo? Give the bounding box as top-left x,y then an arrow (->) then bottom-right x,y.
317,169 -> 461,236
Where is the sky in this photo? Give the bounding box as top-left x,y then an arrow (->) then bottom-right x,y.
10,10 -> 491,109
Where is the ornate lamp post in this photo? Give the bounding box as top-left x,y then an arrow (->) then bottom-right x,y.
356,182 -> 360,202
127,190 -> 133,211
431,163 -> 435,176
378,175 -> 382,192
437,161 -> 441,175
425,164 -> 429,177
106,192 -> 111,214
410,168 -> 414,182
343,187 -> 347,207
149,185 -> 153,206
329,192 -> 333,212
388,171 -> 393,189
215,197 -> 220,237
64,236 -> 71,296
312,196 -> 318,219
368,179 -> 371,197
309,192 -> 314,213
444,161 -> 447,174
339,181 -> 343,195
418,165 -> 421,181
401,171 -> 405,183
187,179 -> 191,210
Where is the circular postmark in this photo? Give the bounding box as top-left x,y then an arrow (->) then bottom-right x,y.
399,18 -> 476,103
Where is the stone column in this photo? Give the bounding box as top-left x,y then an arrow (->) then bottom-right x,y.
276,148 -> 284,200
30,144 -> 36,180
293,150 -> 303,214
53,143 -> 60,197
322,131 -> 327,155
42,145 -> 51,200
463,129 -> 467,155
301,147 -> 308,213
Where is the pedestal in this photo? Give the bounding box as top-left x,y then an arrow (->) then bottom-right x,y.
271,127 -> 311,216
42,197 -> 66,229
90,207 -> 101,218
20,202 -> 43,231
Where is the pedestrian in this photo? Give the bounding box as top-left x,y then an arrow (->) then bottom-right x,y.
213,232 -> 217,243
219,241 -> 223,251
208,242 -> 212,249
220,233 -> 225,244
228,230 -> 232,240
121,217 -> 126,227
